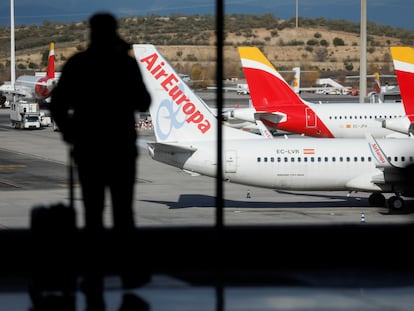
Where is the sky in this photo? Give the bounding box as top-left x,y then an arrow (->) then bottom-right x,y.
0,0 -> 413,30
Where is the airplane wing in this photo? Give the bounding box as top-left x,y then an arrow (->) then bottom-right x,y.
345,134 -> 407,191
1,89 -> 29,96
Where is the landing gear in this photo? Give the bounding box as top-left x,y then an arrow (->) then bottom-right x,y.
368,192 -> 385,207
388,195 -> 405,211
368,192 -> 405,211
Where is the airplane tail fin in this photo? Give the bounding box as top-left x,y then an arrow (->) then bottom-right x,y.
292,67 -> 300,94
374,72 -> 381,94
390,46 -> 414,122
133,44 -> 257,143
46,41 -> 55,79
238,47 -> 306,111
34,41 -> 56,99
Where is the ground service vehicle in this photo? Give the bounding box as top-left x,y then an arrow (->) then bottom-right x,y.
10,101 -> 41,129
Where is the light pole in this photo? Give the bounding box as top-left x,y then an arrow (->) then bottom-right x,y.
359,0 -> 367,103
10,0 -> 15,89
296,0 -> 299,28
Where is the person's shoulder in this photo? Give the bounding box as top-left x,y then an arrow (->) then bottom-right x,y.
63,51 -> 87,66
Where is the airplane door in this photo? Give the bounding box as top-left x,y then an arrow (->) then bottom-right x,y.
305,107 -> 317,128
225,150 -> 237,173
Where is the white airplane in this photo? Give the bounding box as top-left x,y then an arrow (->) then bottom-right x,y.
227,47 -> 412,138
0,41 -> 58,101
290,67 -> 353,95
133,44 -> 414,210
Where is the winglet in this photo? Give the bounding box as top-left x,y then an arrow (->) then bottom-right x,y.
255,120 -> 274,139
365,133 -> 393,168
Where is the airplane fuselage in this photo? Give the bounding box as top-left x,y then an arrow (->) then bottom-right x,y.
261,102 -> 408,138
239,47 -> 412,138
150,137 -> 414,194
15,75 -> 57,100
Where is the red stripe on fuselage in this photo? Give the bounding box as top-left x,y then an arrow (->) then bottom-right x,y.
244,67 -> 334,138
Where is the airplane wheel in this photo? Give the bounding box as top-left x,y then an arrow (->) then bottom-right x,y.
368,192 -> 385,207
388,196 -> 404,211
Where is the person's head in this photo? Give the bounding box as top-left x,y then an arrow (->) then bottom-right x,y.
88,12 -> 119,45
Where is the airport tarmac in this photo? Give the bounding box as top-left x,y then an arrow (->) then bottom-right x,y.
1,105 -> 413,229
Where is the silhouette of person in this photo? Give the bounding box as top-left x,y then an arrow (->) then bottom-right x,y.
50,12 -> 151,308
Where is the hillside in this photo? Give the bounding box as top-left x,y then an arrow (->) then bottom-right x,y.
0,14 -> 413,87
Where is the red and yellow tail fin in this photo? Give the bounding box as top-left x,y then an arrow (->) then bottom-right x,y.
238,47 -> 305,111
46,41 -> 55,79
391,46 -> 414,122
374,72 -> 381,94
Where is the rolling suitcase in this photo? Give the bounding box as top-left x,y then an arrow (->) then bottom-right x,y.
29,147 -> 77,308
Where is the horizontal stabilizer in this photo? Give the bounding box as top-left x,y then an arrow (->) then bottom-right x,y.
147,142 -> 197,154
254,112 -> 287,124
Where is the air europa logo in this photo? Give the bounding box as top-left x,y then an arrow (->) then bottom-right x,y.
371,143 -> 386,164
140,52 -> 211,134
